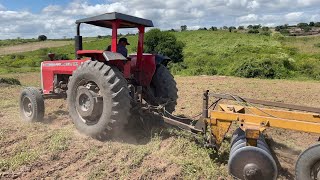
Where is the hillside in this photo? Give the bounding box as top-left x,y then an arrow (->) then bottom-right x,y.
1,73 -> 320,179
0,31 -> 319,80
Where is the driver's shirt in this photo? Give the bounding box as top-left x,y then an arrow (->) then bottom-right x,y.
117,44 -> 128,57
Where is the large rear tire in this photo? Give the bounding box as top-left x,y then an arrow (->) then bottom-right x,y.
150,64 -> 178,113
67,60 -> 131,140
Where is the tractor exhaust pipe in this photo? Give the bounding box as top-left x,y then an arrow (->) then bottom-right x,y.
228,128 -> 278,180
75,23 -> 82,59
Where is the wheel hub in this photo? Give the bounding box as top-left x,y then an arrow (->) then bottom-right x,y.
22,97 -> 33,117
76,85 -> 102,124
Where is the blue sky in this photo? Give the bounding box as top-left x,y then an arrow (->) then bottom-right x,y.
0,0 -> 319,39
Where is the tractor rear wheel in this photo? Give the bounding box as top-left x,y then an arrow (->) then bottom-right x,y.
67,60 -> 131,140
150,64 -> 178,113
19,87 -> 45,122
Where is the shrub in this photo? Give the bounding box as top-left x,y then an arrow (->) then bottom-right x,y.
0,77 -> 21,85
144,28 -> 185,63
260,31 -> 271,36
314,43 -> 320,48
248,29 -> 259,34
38,35 -> 47,41
233,57 -> 295,79
272,33 -> 285,40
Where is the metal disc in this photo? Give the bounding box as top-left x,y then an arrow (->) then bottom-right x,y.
231,128 -> 245,146
228,146 -> 278,180
230,140 -> 246,155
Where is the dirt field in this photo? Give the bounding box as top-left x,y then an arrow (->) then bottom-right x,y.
0,41 -> 73,55
0,73 -> 319,179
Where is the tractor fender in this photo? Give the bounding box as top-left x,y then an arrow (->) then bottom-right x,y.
155,54 -> 170,66
77,50 -> 127,61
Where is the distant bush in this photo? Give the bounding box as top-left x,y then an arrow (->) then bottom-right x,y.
233,57 -> 295,79
260,31 -> 271,36
272,33 -> 285,40
38,35 -> 47,41
209,26 -> 218,31
238,26 -> 245,30
248,29 -> 259,34
145,28 -> 185,63
280,29 -> 290,35
0,77 -> 21,85
314,43 -> 320,48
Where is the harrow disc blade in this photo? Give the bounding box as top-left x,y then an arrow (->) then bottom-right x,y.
228,146 -> 277,180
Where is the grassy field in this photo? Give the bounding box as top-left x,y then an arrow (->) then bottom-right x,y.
0,73 -> 319,179
0,30 -> 319,80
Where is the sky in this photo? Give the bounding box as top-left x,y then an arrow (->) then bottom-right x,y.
0,0 -> 319,39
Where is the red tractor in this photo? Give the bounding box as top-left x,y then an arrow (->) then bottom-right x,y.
19,12 -> 178,139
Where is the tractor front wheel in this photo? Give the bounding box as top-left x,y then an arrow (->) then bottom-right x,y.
67,61 -> 131,140
19,87 -> 45,122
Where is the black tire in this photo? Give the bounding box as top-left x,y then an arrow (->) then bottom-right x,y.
295,143 -> 320,180
19,87 -> 45,122
67,60 -> 131,139
150,64 -> 178,113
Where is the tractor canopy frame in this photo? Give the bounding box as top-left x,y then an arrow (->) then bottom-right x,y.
74,12 -> 154,60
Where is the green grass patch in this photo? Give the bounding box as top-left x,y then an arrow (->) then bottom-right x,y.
0,77 -> 21,85
0,31 -> 319,80
47,129 -> 72,153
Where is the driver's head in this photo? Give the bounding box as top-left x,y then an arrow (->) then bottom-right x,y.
118,37 -> 130,46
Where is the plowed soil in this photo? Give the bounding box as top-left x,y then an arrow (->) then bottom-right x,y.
0,73 -> 319,179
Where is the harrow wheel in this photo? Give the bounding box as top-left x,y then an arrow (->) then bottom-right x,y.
67,60 -> 131,140
19,87 -> 45,122
295,143 -> 320,180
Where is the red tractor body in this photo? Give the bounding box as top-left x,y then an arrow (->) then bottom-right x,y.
41,12 -> 157,95
20,12 -> 178,141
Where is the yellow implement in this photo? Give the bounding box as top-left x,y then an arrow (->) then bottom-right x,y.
159,90 -> 320,180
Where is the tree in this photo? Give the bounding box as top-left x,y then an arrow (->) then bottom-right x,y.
247,25 -> 253,29
315,22 -> 320,27
97,35 -> 102,39
144,28 -> 185,63
181,25 -> 187,31
309,22 -> 315,26
252,24 -> 261,29
223,26 -> 228,30
238,26 -> 244,30
297,23 -> 309,29
209,26 -> 218,31
262,26 -> 269,31
198,27 -> 207,30
38,35 -> 47,41
229,26 -> 236,32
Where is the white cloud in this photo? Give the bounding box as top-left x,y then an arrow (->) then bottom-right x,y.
42,5 -> 61,14
0,0 -> 319,39
236,14 -> 259,23
285,12 -> 304,21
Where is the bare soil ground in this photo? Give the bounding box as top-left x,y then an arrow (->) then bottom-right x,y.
0,73 -> 319,179
0,41 -> 72,55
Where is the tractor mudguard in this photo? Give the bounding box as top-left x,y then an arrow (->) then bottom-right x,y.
155,54 -> 170,66
77,50 -> 127,61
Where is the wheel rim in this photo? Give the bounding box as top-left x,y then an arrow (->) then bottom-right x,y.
22,96 -> 33,118
75,82 -> 103,125
311,161 -> 320,180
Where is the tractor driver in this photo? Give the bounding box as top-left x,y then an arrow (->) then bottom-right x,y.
106,37 -> 130,57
